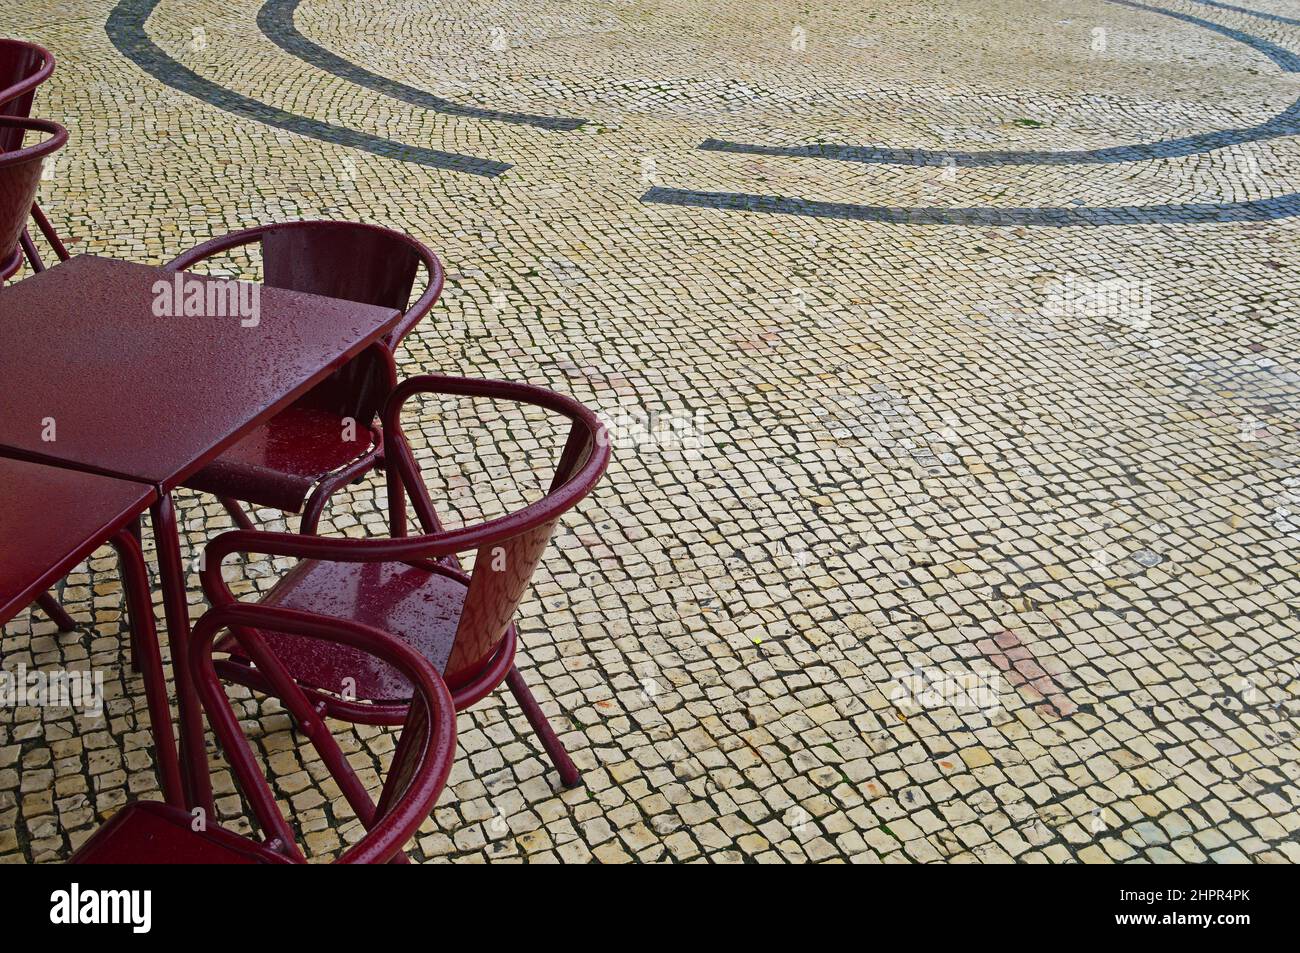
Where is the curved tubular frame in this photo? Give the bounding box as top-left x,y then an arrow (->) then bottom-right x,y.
0,117 -> 68,168
0,117 -> 68,281
163,219 -> 445,349
189,603 -> 457,864
297,421 -> 386,533
200,374 -> 610,606
0,42 -> 69,275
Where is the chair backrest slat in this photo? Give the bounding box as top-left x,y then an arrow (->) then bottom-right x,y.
445,520 -> 558,686
261,224 -> 420,311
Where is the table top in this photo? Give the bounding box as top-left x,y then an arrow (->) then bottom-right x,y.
0,255 -> 401,488
0,453 -> 156,626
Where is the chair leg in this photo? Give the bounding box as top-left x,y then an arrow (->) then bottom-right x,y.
18,228 -> 44,273
220,496 -> 256,531
30,202 -> 70,263
505,665 -> 581,789
125,517 -> 145,672
128,620 -> 143,673
151,494 -> 214,815
34,592 -> 76,631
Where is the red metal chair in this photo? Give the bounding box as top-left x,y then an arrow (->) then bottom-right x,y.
199,375 -> 609,790
0,115 -> 64,282
0,38 -> 69,273
163,221 -> 444,534
71,603 -> 457,863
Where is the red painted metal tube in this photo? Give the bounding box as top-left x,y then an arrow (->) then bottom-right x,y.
109,529 -> 185,807
189,603 -> 457,863
200,374 -> 609,607
150,493 -> 213,815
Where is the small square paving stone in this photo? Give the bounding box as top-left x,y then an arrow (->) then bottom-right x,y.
2,0 -> 1298,866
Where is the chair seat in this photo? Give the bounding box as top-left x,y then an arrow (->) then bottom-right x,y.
70,801 -> 292,864
217,560 -> 468,703
184,405 -> 375,512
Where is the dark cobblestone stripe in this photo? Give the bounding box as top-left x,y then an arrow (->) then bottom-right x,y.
700,0 -> 1300,169
641,186 -> 1300,226
1190,0 -> 1300,29
699,106 -> 1300,166
657,0 -> 1300,224
1109,0 -> 1300,71
106,0 -> 510,176
258,0 -> 587,131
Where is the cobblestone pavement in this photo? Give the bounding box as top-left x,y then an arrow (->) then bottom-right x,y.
2,0 -> 1298,863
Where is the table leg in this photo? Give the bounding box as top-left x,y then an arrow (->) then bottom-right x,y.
150,493 -> 215,817
109,529 -> 184,807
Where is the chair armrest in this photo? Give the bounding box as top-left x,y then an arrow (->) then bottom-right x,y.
163,226 -> 268,272
382,373 -> 609,433
199,527 -> 464,607
380,373 -> 610,535
189,603 -> 456,864
201,376 -> 609,606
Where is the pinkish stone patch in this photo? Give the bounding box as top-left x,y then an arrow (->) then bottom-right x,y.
978,629 -> 1079,719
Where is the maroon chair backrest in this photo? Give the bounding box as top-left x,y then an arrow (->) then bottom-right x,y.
260,223 -> 422,422
190,604 -> 456,863
0,40 -> 53,153
0,117 -> 64,275
165,221 -> 443,423
394,392 -> 605,690
260,222 -> 420,312
445,519 -> 561,686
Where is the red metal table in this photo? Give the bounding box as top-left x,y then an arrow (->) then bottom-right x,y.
0,453 -> 183,804
0,255 -> 402,813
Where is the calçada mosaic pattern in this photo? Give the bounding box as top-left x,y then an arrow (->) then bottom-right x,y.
1,0 -> 1297,863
